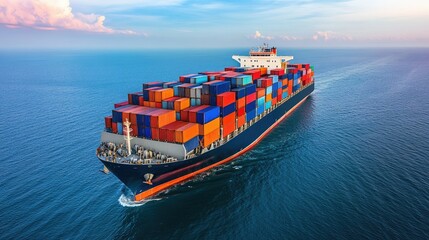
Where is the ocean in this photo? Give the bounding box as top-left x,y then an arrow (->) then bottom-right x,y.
0,48 -> 428,239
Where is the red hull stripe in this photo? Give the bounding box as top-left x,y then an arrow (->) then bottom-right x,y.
135,96 -> 309,201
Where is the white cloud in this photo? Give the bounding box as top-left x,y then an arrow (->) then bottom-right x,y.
312,31 -> 352,41
0,0 -> 136,34
253,31 -> 273,40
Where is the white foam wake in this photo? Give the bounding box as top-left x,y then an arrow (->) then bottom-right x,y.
118,194 -> 162,207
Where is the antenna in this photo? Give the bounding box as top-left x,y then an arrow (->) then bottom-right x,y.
123,118 -> 133,156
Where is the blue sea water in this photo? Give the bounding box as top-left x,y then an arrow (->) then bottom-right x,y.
0,48 -> 428,239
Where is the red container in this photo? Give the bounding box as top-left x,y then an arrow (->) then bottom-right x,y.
114,101 -> 128,108
216,92 -> 236,107
237,115 -> 246,128
258,78 -> 273,88
201,94 -> 210,105
151,128 -> 159,140
104,116 -> 112,129
155,102 -> 162,108
243,69 -> 261,80
138,96 -> 144,106
112,122 -> 118,133
245,92 -> 256,104
237,107 -> 245,117
288,80 -> 293,95
272,98 -> 278,105
270,68 -> 285,76
130,124 -> 138,137
222,121 -> 236,138
221,112 -> 236,126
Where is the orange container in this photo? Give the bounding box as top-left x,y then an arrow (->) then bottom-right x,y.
222,121 -> 236,137
143,101 -> 150,107
236,98 -> 245,109
201,128 -> 220,147
237,114 -> 246,128
260,67 -> 267,76
174,98 -> 191,112
256,88 -> 265,98
175,123 -> 199,143
288,80 -> 293,95
221,112 -> 236,126
199,117 -> 220,135
149,102 -> 156,108
154,88 -> 174,102
150,109 -> 176,128
266,93 -> 272,102
149,90 -> 156,102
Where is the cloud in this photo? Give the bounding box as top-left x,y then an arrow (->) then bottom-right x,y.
0,0 -> 136,34
281,35 -> 302,41
253,31 -> 273,40
312,31 -> 352,41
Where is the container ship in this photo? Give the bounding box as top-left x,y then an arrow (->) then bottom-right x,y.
96,45 -> 315,201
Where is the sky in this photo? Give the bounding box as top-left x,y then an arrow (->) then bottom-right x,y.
0,0 -> 428,49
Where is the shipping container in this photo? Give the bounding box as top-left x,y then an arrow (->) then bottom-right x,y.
237,107 -> 245,116
231,75 -> 252,87
105,116 -> 112,129
200,128 -> 220,147
154,88 -> 174,102
143,82 -> 164,91
222,120 -> 236,138
174,98 -> 191,112
220,102 -> 236,117
216,92 -> 236,107
256,88 -> 265,98
175,123 -> 199,143
221,112 -> 236,126
236,97 -> 245,109
199,117 -> 220,135
245,92 -> 256,104
188,105 -> 210,123
245,101 -> 256,113
246,109 -> 256,122
270,68 -> 285,76
184,136 -> 199,152
231,87 -> 246,99
196,106 -> 220,124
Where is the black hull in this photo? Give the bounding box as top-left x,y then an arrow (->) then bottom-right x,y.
100,82 -> 314,200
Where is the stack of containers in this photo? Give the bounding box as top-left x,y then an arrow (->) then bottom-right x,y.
189,86 -> 202,106
217,91 -> 236,137
231,87 -> 246,129
244,84 -> 257,122
105,64 -> 314,152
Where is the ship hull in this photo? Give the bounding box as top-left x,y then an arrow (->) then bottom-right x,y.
100,82 -> 314,201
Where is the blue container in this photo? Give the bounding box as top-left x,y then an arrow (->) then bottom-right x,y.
257,106 -> 264,115
279,74 -> 288,80
272,82 -> 278,92
144,115 -> 151,127
162,101 -> 168,109
265,86 -> 272,95
209,81 -> 231,95
209,95 -> 217,106
231,87 -> 246,99
246,109 -> 256,122
244,84 -> 256,95
282,92 -> 288,99
257,96 -> 265,106
173,85 -> 181,96
137,127 -> 144,137
117,123 -> 123,135
245,101 -> 256,112
265,101 -> 272,110
293,84 -> 301,92
131,93 -> 141,105
196,106 -> 220,124
136,114 -> 144,125
190,75 -> 208,84
176,112 -> 181,120
112,110 -> 122,123
220,102 -> 236,117
282,84 -> 288,90
272,89 -> 278,98
143,82 -> 163,90
144,127 -> 151,139
277,81 -> 282,89
235,67 -> 246,72
184,136 -> 199,152
164,82 -> 181,88
270,75 -> 279,84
